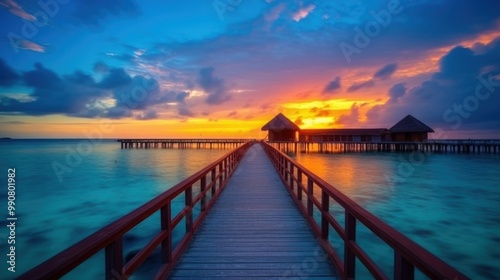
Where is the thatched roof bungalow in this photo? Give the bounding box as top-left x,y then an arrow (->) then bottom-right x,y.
261,113 -> 434,143
389,115 -> 434,142
261,113 -> 300,142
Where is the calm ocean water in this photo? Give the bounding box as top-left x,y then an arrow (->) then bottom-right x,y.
0,139 -> 231,279
0,140 -> 499,279
293,151 -> 500,279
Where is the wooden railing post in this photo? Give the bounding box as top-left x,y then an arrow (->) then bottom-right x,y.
200,175 -> 207,212
284,160 -> 288,183
290,164 -> 295,191
105,238 -> 123,279
185,186 -> 193,233
224,159 -> 228,181
321,190 -> 329,239
297,170 -> 303,201
161,203 -> 172,263
218,162 -> 223,189
395,252 -> 414,280
211,168 -> 216,198
307,177 -> 313,217
345,212 -> 356,279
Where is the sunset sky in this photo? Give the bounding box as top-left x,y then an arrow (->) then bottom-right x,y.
0,0 -> 499,138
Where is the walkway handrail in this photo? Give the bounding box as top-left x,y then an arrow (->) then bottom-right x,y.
261,141 -> 469,280
19,141 -> 255,280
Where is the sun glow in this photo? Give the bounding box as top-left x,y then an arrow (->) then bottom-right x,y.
282,99 -> 359,110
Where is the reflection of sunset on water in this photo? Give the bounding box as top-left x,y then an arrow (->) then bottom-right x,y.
294,153 -> 395,205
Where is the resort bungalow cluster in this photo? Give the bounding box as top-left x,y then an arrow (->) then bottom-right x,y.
262,113 -> 434,143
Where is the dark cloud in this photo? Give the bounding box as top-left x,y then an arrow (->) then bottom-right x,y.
367,38 -> 500,131
347,80 -> 375,92
105,107 -> 133,119
69,0 -> 141,27
111,75 -> 189,111
322,76 -> 341,94
178,106 -> 194,117
136,110 -> 157,120
23,63 -> 61,88
388,83 -> 406,104
336,103 -> 361,125
98,68 -> 132,89
374,63 -> 397,80
0,58 -> 19,87
315,110 -> 333,117
64,71 -> 97,87
347,63 -> 397,92
1,63 -> 106,117
198,67 -> 231,105
0,61 -> 187,119
339,0 -> 500,66
93,62 -> 109,74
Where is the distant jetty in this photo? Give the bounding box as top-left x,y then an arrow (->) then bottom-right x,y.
117,138 -> 250,149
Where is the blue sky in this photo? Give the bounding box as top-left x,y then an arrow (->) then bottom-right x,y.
0,0 -> 499,138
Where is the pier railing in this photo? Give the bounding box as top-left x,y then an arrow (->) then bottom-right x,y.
19,141 -> 254,280
261,141 -> 469,280
426,139 -> 500,144
118,138 -> 253,149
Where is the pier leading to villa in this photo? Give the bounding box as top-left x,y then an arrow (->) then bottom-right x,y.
20,141 -> 469,280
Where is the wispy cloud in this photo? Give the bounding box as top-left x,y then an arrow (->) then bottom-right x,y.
18,39 -> 46,53
0,0 -> 35,21
292,4 -> 315,22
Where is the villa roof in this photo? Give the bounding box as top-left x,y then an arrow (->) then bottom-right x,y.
389,115 -> 434,133
261,113 -> 300,131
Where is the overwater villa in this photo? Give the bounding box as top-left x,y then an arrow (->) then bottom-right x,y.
262,113 -> 434,143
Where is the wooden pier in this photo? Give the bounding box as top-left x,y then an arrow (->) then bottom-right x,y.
170,144 -> 337,279
20,142 -> 469,280
118,139 -> 251,149
269,139 -> 500,154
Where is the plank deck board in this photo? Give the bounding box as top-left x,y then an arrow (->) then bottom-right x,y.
169,144 -> 338,279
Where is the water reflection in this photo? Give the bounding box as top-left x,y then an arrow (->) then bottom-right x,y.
294,152 -> 395,206
293,151 -> 500,279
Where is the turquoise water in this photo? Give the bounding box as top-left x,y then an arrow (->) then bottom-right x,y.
0,141 -> 499,279
0,140 -> 230,279
294,151 -> 500,279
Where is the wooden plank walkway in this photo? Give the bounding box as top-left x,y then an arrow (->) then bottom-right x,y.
169,143 -> 338,279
